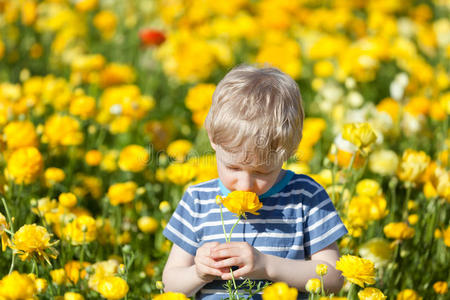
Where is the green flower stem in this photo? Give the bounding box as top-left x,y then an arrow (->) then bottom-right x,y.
347,283 -> 358,300
1,195 -> 15,274
320,275 -> 325,296
403,184 -> 412,221
340,151 -> 357,204
219,203 -> 240,299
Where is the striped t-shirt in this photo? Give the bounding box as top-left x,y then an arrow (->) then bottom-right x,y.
163,170 -> 348,300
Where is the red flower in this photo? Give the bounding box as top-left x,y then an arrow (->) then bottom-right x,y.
139,29 -> 166,47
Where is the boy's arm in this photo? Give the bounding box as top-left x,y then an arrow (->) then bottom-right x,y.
162,242 -> 223,297
212,242 -> 344,294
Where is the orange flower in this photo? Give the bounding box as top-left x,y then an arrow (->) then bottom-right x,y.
217,191 -> 262,218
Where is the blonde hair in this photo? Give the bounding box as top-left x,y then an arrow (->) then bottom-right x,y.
204,64 -> 304,165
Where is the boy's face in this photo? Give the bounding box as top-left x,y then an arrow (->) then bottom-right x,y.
213,145 -> 284,196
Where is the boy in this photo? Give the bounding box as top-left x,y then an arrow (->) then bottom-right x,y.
162,65 -> 347,299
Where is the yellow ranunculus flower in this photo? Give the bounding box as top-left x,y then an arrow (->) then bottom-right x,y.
167,139 -> 193,162
0,212 -> 11,251
93,11 -> 117,40
218,191 -> 263,218
50,268 -> 66,285
316,264 -> 328,276
165,162 -> 196,185
118,145 -> 149,172
97,276 -> 129,299
137,216 -> 159,233
64,260 -> 91,284
396,289 -> 422,300
88,259 -> 120,292
369,149 -> 399,176
44,167 -> 66,187
35,277 -> 48,293
358,238 -> 393,268
85,150 -> 103,166
63,215 -> 97,245
262,282 -> 298,300
70,95 -> 96,120
185,84 -> 215,126
358,287 -> 386,300
383,222 -> 415,240
11,224 -> 58,264
100,64 -> 136,88
336,255 -> 376,288
397,149 -> 430,183
305,278 -> 321,294
75,0 -> 98,12
153,292 -> 189,300
0,271 -> 37,299
59,192 -> 77,208
7,146 -> 43,184
43,115 -> 84,147
4,120 -> 38,149
64,292 -> 85,300
107,181 -> 138,206
342,122 -> 377,151
356,179 -> 381,197
314,60 -> 334,77
443,226 -> 450,247
433,281 -> 448,294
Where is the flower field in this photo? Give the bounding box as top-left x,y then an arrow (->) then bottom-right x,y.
0,0 -> 449,299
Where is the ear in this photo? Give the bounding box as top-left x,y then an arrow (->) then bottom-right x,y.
210,142 -> 218,151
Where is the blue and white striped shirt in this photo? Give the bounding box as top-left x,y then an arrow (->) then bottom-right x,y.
163,170 -> 348,300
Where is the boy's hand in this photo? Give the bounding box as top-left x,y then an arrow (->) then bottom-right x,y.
211,242 -> 267,280
194,242 -> 225,283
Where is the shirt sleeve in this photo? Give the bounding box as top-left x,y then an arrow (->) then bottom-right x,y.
163,188 -> 199,256
302,187 -> 348,258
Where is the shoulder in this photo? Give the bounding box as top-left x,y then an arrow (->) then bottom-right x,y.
286,172 -> 325,196
184,178 -> 221,198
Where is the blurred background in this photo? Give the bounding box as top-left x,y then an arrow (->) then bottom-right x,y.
0,0 -> 448,299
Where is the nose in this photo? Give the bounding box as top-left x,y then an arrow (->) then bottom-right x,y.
235,171 -> 254,192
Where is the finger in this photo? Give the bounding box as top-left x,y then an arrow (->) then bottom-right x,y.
221,265 -> 251,280
211,246 -> 244,259
203,241 -> 220,248
214,257 -> 242,269
198,264 -> 223,277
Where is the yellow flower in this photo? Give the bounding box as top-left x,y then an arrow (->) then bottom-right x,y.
159,201 -> 171,213
185,83 -> 215,112
64,292 -> 85,300
44,167 -> 66,187
107,182 -> 138,206
305,278 -> 321,294
356,179 -> 381,197
167,139 -> 193,162
93,11 -> 117,40
3,120 -> 38,149
219,191 -> 263,218
0,271 -> 37,299
314,60 -> 334,78
118,145 -> 149,172
100,64 -> 136,88
0,212 -> 11,251
165,162 -> 196,185
137,216 -> 159,233
88,259 -> 120,292
63,215 -> 97,245
97,276 -> 129,300
407,214 -> 419,225
262,282 -> 298,300
433,281 -> 448,294
75,0 -> 98,12
383,222 -> 415,240
342,123 -> 377,151
43,115 -> 84,147
64,260 -> 91,284
316,264 -> 328,276
153,292 -> 189,300
34,277 -> 48,293
369,149 -> 399,176
336,255 -> 376,288
443,226 -> 450,247
50,268 -> 66,285
70,95 -> 96,120
397,149 -> 430,183
7,146 -> 43,184
11,224 -> 58,264
396,289 -> 422,300
358,287 -> 386,300
358,238 -> 393,268
85,150 -> 103,166
59,192 -> 77,208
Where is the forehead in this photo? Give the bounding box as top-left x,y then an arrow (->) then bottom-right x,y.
215,146 -> 281,169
